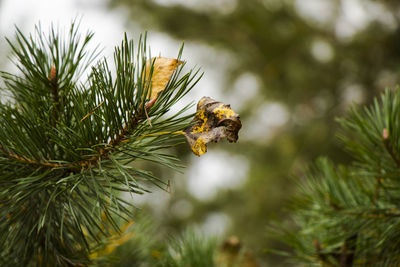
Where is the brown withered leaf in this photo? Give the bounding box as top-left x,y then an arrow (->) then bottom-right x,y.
145,57 -> 183,100
184,97 -> 242,156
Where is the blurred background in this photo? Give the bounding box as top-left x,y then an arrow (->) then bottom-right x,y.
1,0 -> 400,265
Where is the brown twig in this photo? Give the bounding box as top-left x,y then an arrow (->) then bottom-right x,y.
313,235 -> 357,267
75,104 -> 150,169
313,239 -> 332,266
0,106 -> 148,170
0,144 -> 72,168
339,234 -> 357,267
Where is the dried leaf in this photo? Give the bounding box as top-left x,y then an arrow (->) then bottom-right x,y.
184,97 -> 242,156
145,57 -> 182,100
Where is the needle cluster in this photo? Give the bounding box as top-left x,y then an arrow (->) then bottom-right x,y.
0,22 -> 200,266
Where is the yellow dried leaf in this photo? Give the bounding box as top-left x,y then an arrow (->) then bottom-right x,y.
145,57 -> 182,100
184,97 -> 242,156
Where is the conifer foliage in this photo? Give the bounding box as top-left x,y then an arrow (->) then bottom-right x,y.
0,23 -> 203,265
278,89 -> 400,266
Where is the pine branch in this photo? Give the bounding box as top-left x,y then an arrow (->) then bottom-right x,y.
0,20 -> 242,266
1,107 -> 146,169
0,23 -> 202,266
272,88 -> 400,265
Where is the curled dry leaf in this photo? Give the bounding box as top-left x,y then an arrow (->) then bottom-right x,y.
184,97 -> 242,156
145,57 -> 183,100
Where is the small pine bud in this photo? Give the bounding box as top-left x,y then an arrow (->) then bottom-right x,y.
383,128 -> 389,140
313,239 -> 321,252
145,97 -> 157,110
49,66 -> 57,83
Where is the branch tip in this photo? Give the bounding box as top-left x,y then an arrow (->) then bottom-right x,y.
382,128 -> 389,140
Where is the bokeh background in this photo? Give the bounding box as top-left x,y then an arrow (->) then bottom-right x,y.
1,0 -> 400,265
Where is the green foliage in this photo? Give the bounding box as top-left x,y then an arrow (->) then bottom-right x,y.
88,212 -> 218,267
276,88 -> 400,265
0,22 -> 201,265
90,214 -> 161,266
107,1 -> 400,264
160,229 -> 217,267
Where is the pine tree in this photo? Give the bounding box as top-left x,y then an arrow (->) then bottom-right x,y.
0,22 -> 245,266
275,88 -> 400,266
